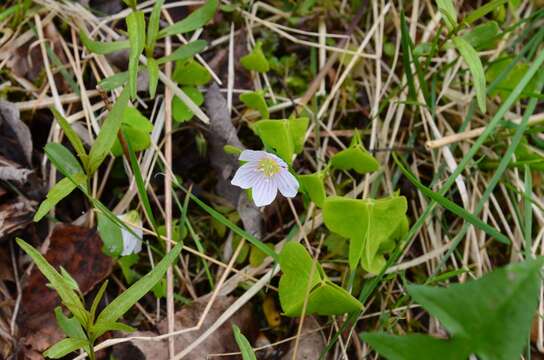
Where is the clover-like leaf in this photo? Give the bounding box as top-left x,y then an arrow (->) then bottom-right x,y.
330,145 -> 379,174
251,117 -> 309,163
298,171 -> 326,207
241,42 -> 270,73
363,258 -> 544,360
172,86 -> 204,122
278,242 -> 362,317
173,58 -> 211,86
240,90 -> 269,119
323,195 -> 408,273
112,107 -> 153,156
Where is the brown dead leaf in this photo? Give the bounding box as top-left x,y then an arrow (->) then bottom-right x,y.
113,296 -> 256,360
0,101 -> 32,166
18,225 -> 113,354
281,317 -> 325,360
0,196 -> 35,241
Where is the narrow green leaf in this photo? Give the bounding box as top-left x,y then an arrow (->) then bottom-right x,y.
146,0 -> 165,55
80,30 -> 130,55
147,58 -> 159,98
158,0 -> 218,39
453,36 -> 487,113
54,307 -> 86,340
400,11 -> 417,101
50,109 -> 88,170
94,241 -> 182,333
16,238 -> 87,324
435,0 -> 457,30
43,338 -> 88,359
98,71 -> 129,91
90,280 -> 109,322
232,325 -> 257,360
34,174 -> 86,222
464,0 -> 508,25
127,11 -> 146,99
156,40 -> 207,65
91,321 -> 136,338
88,86 -> 130,174
44,143 -> 84,176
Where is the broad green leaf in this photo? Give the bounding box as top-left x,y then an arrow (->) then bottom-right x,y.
363,258 -> 543,360
158,0 -> 217,39
51,109 -> 88,170
97,211 -> 123,256
486,57 -> 538,101
323,195 -> 408,273
330,146 -> 379,174
241,42 -> 270,73
461,21 -> 501,51
232,324 -> 257,360
98,71 -> 128,91
453,36 -> 487,113
80,30 -> 130,55
43,338 -> 88,359
44,143 -> 84,176
54,307 -> 86,340
240,90 -> 269,119
157,40 -> 207,65
94,241 -> 182,337
34,173 -> 86,222
173,58 -> 211,85
298,172 -> 326,207
172,86 -> 204,122
16,238 -> 87,325
147,58 -> 159,98
88,86 -> 130,174
146,0 -> 165,55
278,242 -> 362,316
127,11 -> 146,99
251,117 -> 309,163
435,0 -> 457,30
464,0 -> 508,24
112,107 -> 153,156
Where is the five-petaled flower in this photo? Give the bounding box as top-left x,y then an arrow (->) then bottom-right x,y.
231,150 -> 299,207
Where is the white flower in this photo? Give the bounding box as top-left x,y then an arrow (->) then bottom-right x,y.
118,211 -> 143,256
231,150 -> 299,207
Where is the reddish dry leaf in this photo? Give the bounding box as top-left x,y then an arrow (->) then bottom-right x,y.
0,196 -> 35,241
18,225 -> 112,354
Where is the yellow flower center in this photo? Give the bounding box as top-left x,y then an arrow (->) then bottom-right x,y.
258,157 -> 281,177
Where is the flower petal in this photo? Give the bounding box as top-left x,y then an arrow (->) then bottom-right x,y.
275,169 -> 299,198
239,149 -> 267,162
252,179 -> 278,207
231,162 -> 262,189
266,152 -> 288,168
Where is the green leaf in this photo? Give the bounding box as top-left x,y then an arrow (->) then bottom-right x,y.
251,117 -> 309,163
51,109 -> 88,170
298,172 -> 326,208
90,280 -> 109,322
127,11 -> 146,99
157,40 -> 208,65
54,307 -> 86,340
172,58 -> 211,85
240,90 -> 269,119
464,0 -> 508,25
363,258 -> 544,360
158,0 -> 218,39
435,0 -> 457,30
34,173 -> 86,222
323,195 -> 408,273
43,338 -> 88,359
97,211 -> 123,257
330,146 -> 379,175
172,86 -> 204,122
232,324 -> 256,360
461,21 -> 501,51
91,321 -> 136,338
147,58 -> 159,98
98,71 -> 129,91
486,57 -> 538,101
146,0 -> 164,55
16,238 -> 88,324
44,143 -> 85,176
240,42 -> 270,73
93,241 -> 182,337
278,242 -> 362,316
453,36 -> 487,113
88,86 -> 131,174
80,30 -> 130,55
112,107 -> 153,156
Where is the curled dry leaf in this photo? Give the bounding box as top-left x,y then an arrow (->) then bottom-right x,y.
0,196 -> 36,241
112,296 -> 255,360
205,83 -> 263,238
18,225 -> 113,354
0,101 -> 32,166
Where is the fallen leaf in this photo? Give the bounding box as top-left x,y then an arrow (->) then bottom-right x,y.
205,83 -> 263,239
0,101 -> 32,166
281,317 -> 325,360
18,225 -> 113,354
112,296 -> 255,360
0,196 -> 36,241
